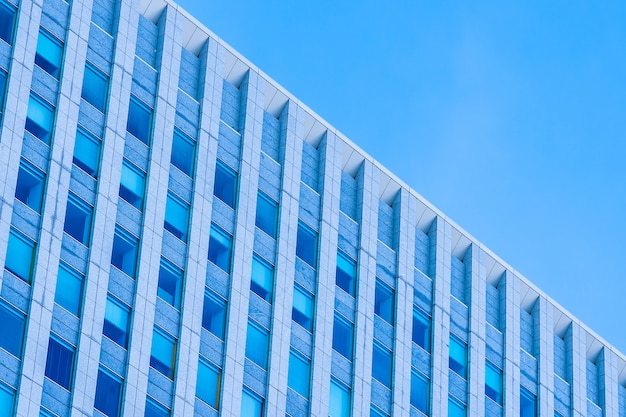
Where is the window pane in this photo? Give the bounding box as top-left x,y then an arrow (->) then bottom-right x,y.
448,397 -> 466,417
82,64 -> 108,111
164,193 -> 189,241
157,258 -> 183,308
25,94 -> 55,143
103,297 -> 130,348
196,359 -> 221,409
332,314 -> 353,360
202,291 -> 226,340
73,128 -> 101,177
241,389 -> 263,417
0,301 -> 25,357
208,224 -> 232,273
372,343 -> 392,388
449,335 -> 467,378
64,194 -> 93,246
111,227 -> 139,278
485,361 -> 503,404
250,255 -> 274,302
213,161 -> 237,208
0,1 -> 16,45
329,379 -> 351,417
255,192 -> 278,238
296,221 -> 317,268
35,29 -> 63,78
5,228 -> 36,283
44,337 -> 75,390
171,129 -> 196,176
55,263 -> 83,316
150,328 -> 176,379
15,159 -> 45,212
336,251 -> 356,296
520,387 -> 537,417
288,350 -> 310,398
292,285 -> 313,332
245,321 -> 269,369
127,97 -> 152,144
145,397 -> 169,417
410,369 -> 429,413
119,160 -> 145,210
0,383 -> 15,416
0,70 -> 7,111
94,368 -> 122,417
412,307 -> 431,352
374,280 -> 394,324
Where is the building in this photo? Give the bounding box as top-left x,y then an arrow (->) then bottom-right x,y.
0,0 -> 625,416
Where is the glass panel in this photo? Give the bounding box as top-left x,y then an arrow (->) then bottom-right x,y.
171,129 -> 195,176
119,160 -> 145,209
449,335 -> 467,378
55,263 -> 83,316
150,328 -> 176,379
63,194 -> 93,246
127,97 -> 152,144
288,350 -> 311,398
410,369 -> 429,413
157,258 -> 183,308
255,191 -> 278,238
0,1 -> 16,45
0,383 -> 15,416
0,70 -> 6,111
202,291 -> 226,340
5,228 -> 36,283
332,314 -> 353,360
0,301 -> 25,357
207,224 -> 232,273
164,193 -> 189,241
196,359 -> 221,409
336,251 -> 357,296
296,221 -> 317,268
111,227 -> 139,278
485,361 -> 503,404
73,128 -> 101,177
292,285 -> 313,332
82,64 -> 108,111
241,389 -> 263,417
245,321 -> 269,369
374,280 -> 394,324
25,94 -> 54,143
412,307 -> 431,351
94,368 -> 122,417
44,337 -> 74,390
250,255 -> 274,302
103,297 -> 130,348
371,406 -> 388,417
213,161 -> 237,208
372,343 -> 392,388
35,29 -> 63,78
448,397 -> 466,417
15,159 -> 45,212
521,387 -> 537,417
145,397 -> 169,417
329,379 -> 351,417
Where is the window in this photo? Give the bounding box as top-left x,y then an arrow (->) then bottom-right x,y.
371,406 -> 388,417
103,297 -> 130,348
296,221 -> 318,268
111,226 -> 139,278
81,63 -> 108,111
94,368 -> 122,417
73,128 -> 101,177
157,258 -> 184,309
127,96 -> 153,144
150,327 -> 177,379
372,342 -> 392,388
5,228 -> 36,283
410,369 -> 429,414
449,335 -> 467,378
15,159 -> 45,212
25,94 -> 55,143
520,387 -> 537,417
0,301 -> 25,357
171,129 -> 196,176
292,284 -> 314,332
329,378 -> 351,417
412,307 -> 431,352
250,255 -> 274,302
44,336 -> 75,390
207,223 -> 232,273
145,397 -> 169,417
54,263 -> 83,316
287,349 -> 311,398
241,388 -> 264,417
119,160 -> 145,210
255,191 -> 278,238
336,251 -> 357,296
0,0 -> 16,45
374,280 -> 394,324
245,321 -> 269,370
0,383 -> 15,416
164,192 -> 190,242
202,291 -> 226,340
0,70 -> 7,112
448,396 -> 466,417
35,29 -> 63,78
213,161 -> 237,208
485,361 -> 503,405
196,359 -> 221,409
332,314 -> 354,360
63,194 -> 93,246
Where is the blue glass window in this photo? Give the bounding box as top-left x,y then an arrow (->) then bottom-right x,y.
127,96 -> 152,144
119,160 -> 145,210
103,297 -> 130,348
241,389 -> 264,417
449,335 -> 467,378
94,368 -> 122,417
412,307 -> 431,352
0,70 -> 7,112
81,63 -> 108,112
292,284 -> 314,332
485,361 -> 503,405
255,191 -> 278,238
288,349 -> 311,398
0,1 -> 16,45
157,258 -> 183,309
0,383 -> 15,416
332,314 -> 354,360
372,342 -> 392,388
150,327 -> 177,379
202,290 -> 226,340
410,369 -> 429,414
296,221 -> 318,268
329,379 -> 351,417
207,223 -> 232,273
196,359 -> 221,409
0,301 -> 25,357
63,193 -> 93,246
250,255 -> 274,302
35,29 -> 63,78
111,226 -> 139,278
213,161 -> 237,208
520,387 -> 537,417
374,279 -> 394,324
73,128 -> 101,177
448,396 -> 466,417
44,336 -> 75,390
245,321 -> 269,369
5,228 -> 36,283
336,251 -> 357,296
164,192 -> 190,242
15,159 -> 45,212
55,263 -> 83,316
145,397 -> 169,417
25,94 -> 55,143
371,406 -> 388,417
171,129 -> 196,176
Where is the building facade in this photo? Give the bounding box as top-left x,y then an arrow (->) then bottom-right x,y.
0,0 -> 625,416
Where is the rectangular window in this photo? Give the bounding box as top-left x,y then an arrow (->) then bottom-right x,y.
245,321 -> 269,370
196,359 -> 221,409
150,327 -> 177,379
103,296 -> 130,348
0,383 -> 15,416
296,221 -> 318,268
145,397 -> 169,417
332,314 -> 354,360
111,226 -> 139,278
410,369 -> 430,414
94,368 -> 122,417
329,378 -> 351,417
412,307 -> 431,352
213,161 -> 237,208
241,388 -> 264,417
25,94 -> 55,143
73,128 -> 101,177
15,158 -> 45,213
44,336 -> 75,390
449,334 -> 468,378
54,262 -> 83,316
372,342 -> 392,388
0,0 -> 16,45
485,361 -> 503,405
255,191 -> 278,238
126,96 -> 153,144
374,279 -> 394,324
288,349 -> 311,398
171,129 -> 196,176
35,29 -> 63,78
119,160 -> 145,210
157,258 -> 184,309
63,193 -> 93,246
164,192 -> 190,242
0,301 -> 26,358
207,223 -> 232,273
336,251 -> 357,296
81,63 -> 109,112
0,70 -> 7,112
448,396 -> 466,417
520,387 -> 537,417
5,228 -> 36,283
250,255 -> 274,303
292,284 -> 314,332
202,290 -> 226,340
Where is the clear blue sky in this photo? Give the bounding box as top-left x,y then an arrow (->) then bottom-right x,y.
176,0 -> 626,353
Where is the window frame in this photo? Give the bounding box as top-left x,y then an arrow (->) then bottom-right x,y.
111,226 -> 140,278
329,378 -> 351,417
372,342 -> 393,388
485,360 -> 503,405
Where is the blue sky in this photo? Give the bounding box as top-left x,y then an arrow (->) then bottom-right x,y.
177,0 -> 626,352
